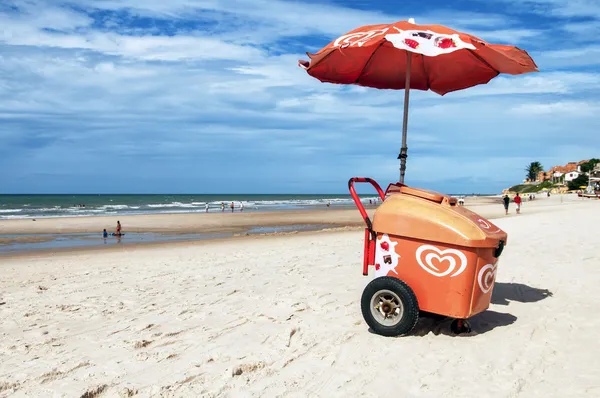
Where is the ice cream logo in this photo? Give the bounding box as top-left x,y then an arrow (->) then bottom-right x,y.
385,28 -> 476,56
478,218 -> 491,229
374,234 -> 400,277
477,263 -> 498,293
415,244 -> 468,278
333,28 -> 390,48
475,216 -> 501,233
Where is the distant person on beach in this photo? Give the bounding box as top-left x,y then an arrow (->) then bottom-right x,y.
230,202 -> 234,212
503,195 -> 510,215
103,229 -> 108,238
327,201 -> 331,208
205,203 -> 209,213
240,202 -> 244,212
221,203 -> 225,212
116,221 -> 122,236
514,193 -> 522,214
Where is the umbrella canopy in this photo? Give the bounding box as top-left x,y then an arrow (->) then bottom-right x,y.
298,19 -> 538,183
298,19 -> 538,95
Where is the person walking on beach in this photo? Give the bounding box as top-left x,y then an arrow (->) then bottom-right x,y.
230,202 -> 235,212
205,203 -> 209,213
503,195 -> 510,215
116,221 -> 122,236
221,203 -> 225,212
514,193 -> 522,214
240,202 -> 244,212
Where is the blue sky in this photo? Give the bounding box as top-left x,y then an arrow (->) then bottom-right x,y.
1,0 -> 599,194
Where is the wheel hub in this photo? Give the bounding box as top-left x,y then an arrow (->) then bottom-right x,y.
370,289 -> 405,327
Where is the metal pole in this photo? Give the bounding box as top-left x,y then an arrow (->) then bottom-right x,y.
399,51 -> 412,184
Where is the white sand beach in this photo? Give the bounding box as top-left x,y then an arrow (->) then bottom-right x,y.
1,194 -> 599,397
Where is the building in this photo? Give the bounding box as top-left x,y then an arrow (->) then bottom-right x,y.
536,161 -> 581,183
564,171 -> 580,182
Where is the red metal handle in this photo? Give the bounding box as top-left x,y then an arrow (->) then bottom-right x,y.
348,177 -> 385,230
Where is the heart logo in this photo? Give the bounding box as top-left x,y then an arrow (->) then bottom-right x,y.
477,263 -> 497,293
475,217 -> 501,233
415,245 -> 468,278
477,218 -> 491,229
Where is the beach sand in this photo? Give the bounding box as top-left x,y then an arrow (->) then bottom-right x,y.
1,194 -> 599,396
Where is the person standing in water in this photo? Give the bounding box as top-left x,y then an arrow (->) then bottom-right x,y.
503,195 -> 510,215
230,202 -> 235,212
205,203 -> 209,213
116,220 -> 122,236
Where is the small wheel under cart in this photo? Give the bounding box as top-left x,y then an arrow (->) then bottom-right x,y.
361,276 -> 420,337
450,318 -> 472,334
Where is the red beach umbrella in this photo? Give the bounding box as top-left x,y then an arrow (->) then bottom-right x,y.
298,19 -> 539,183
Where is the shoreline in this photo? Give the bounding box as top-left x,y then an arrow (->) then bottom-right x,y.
0,195 -> 507,234
0,194 -> 589,258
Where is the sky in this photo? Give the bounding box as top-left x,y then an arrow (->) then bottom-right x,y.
1,0 -> 599,194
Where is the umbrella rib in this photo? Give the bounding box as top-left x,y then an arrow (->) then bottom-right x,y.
305,48 -> 337,71
467,49 -> 500,77
353,41 -> 386,84
421,54 -> 430,90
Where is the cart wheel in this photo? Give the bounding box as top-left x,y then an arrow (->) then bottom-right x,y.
450,319 -> 472,334
361,276 -> 419,337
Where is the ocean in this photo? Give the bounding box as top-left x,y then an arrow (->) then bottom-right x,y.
0,194 -> 380,220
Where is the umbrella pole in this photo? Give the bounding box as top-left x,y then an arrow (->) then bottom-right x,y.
399,52 -> 412,184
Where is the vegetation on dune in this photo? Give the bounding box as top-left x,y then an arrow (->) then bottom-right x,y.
510,158 -> 599,193
579,158 -> 600,174
567,174 -> 590,191
509,181 -> 554,193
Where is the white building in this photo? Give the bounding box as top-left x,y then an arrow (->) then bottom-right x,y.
552,171 -> 564,183
564,171 -> 580,182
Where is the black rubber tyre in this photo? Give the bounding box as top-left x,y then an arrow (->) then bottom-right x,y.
361,276 -> 419,337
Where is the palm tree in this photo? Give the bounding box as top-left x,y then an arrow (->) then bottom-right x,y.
525,161 -> 544,181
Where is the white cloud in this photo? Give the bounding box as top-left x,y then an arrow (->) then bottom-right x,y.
0,0 -> 599,193
509,101 -> 600,116
445,72 -> 600,98
532,45 -> 600,68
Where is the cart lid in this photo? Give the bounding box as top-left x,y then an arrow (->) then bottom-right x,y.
373,187 -> 506,248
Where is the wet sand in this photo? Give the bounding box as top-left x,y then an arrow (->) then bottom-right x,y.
0,194 -> 583,256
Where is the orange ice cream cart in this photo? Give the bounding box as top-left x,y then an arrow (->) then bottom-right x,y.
298,19 -> 536,336
349,178 -> 506,336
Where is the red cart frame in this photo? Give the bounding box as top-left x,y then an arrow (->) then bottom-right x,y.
347,177 -> 387,276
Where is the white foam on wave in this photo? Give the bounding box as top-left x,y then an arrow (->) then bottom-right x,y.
0,195 -> 382,219
147,202 -> 201,208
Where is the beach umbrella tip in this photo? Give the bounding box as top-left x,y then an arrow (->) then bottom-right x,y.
298,60 -> 309,69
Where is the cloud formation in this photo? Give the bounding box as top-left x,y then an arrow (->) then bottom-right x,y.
0,0 -> 598,194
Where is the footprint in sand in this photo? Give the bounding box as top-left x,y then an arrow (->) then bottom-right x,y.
231,362 -> 266,377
